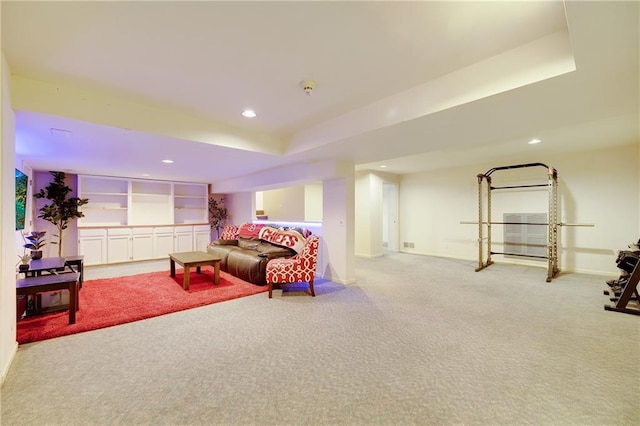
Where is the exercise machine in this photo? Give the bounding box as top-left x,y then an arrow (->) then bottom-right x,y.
462,163 -> 593,282
604,243 -> 640,315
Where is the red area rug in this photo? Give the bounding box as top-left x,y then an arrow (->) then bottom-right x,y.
17,267 -> 267,344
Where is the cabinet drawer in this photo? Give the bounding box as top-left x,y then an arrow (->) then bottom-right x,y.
174,225 -> 193,234
132,227 -> 153,235
107,228 -> 131,236
153,226 -> 174,235
79,228 -> 107,238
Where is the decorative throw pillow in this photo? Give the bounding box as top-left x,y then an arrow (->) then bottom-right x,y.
237,223 -> 264,239
258,226 -> 306,254
220,225 -> 239,240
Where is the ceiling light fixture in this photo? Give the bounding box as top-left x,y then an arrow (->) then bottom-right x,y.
162,159 -> 174,164
528,138 -> 542,145
380,165 -> 388,168
300,80 -> 316,96
242,109 -> 256,118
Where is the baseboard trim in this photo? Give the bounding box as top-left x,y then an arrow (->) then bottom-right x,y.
355,253 -> 383,259
317,272 -> 356,285
396,250 -> 615,277
1,341 -> 18,385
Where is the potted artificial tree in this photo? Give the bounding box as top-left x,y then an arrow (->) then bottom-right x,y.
208,195 -> 229,239
35,171 -> 89,257
22,230 -> 47,259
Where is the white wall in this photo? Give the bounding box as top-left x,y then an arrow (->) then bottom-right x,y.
31,171 -> 81,258
399,144 -> 639,275
355,171 -> 400,258
304,183 -> 322,222
224,192 -> 254,226
262,186 -> 305,221
260,184 -> 323,222
355,173 -> 373,257
1,52 -> 18,383
557,144 -> 638,273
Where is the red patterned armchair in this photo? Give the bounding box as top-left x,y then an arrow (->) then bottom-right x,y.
266,236 -> 319,298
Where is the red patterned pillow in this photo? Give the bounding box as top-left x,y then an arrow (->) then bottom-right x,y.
220,225 -> 239,240
258,226 -> 306,254
237,223 -> 264,239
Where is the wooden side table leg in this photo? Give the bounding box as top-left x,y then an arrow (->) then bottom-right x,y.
68,281 -> 77,324
78,261 -> 84,289
184,266 -> 190,290
170,258 -> 176,277
214,262 -> 220,285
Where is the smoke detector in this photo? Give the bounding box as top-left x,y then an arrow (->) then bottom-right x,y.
300,80 -> 316,96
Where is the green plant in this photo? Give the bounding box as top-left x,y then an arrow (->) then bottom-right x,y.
208,195 -> 228,239
17,253 -> 31,266
23,230 -> 47,250
34,171 -> 89,256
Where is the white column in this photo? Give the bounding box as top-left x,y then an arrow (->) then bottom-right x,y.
1,52 -> 18,382
321,173 -> 356,284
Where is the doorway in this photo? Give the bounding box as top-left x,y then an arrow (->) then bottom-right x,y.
382,182 -> 398,252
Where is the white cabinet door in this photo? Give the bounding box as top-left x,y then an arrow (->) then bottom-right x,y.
153,227 -> 175,258
194,225 -> 211,252
107,228 -> 131,263
78,229 -> 107,266
175,226 -> 194,252
132,231 -> 154,261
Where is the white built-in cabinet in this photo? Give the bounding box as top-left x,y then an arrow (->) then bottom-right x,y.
132,228 -> 154,261
107,228 -> 131,263
77,175 -> 211,266
78,228 -> 107,265
153,226 -> 175,259
194,226 -> 211,252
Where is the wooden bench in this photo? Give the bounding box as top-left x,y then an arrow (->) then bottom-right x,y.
16,273 -> 80,324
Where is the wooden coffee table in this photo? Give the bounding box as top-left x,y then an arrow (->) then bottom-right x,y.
169,251 -> 221,290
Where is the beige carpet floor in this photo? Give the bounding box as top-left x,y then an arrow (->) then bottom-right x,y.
1,253 -> 638,425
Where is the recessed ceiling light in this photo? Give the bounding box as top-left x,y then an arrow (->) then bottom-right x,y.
380,165 -> 387,168
242,109 -> 256,118
528,138 -> 542,145
162,159 -> 174,164
142,174 -> 150,177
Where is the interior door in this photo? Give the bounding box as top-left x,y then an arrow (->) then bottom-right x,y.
382,183 -> 399,252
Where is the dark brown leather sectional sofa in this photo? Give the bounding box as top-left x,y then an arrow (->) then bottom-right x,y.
207,236 -> 295,285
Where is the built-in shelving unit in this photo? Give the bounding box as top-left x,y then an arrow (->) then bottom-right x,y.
77,175 -> 210,265
174,183 -> 208,224
78,176 -> 129,226
130,180 -> 173,225
78,175 -> 208,227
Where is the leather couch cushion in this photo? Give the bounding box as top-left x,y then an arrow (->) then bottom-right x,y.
207,243 -> 240,272
227,249 -> 267,285
237,236 -> 260,250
